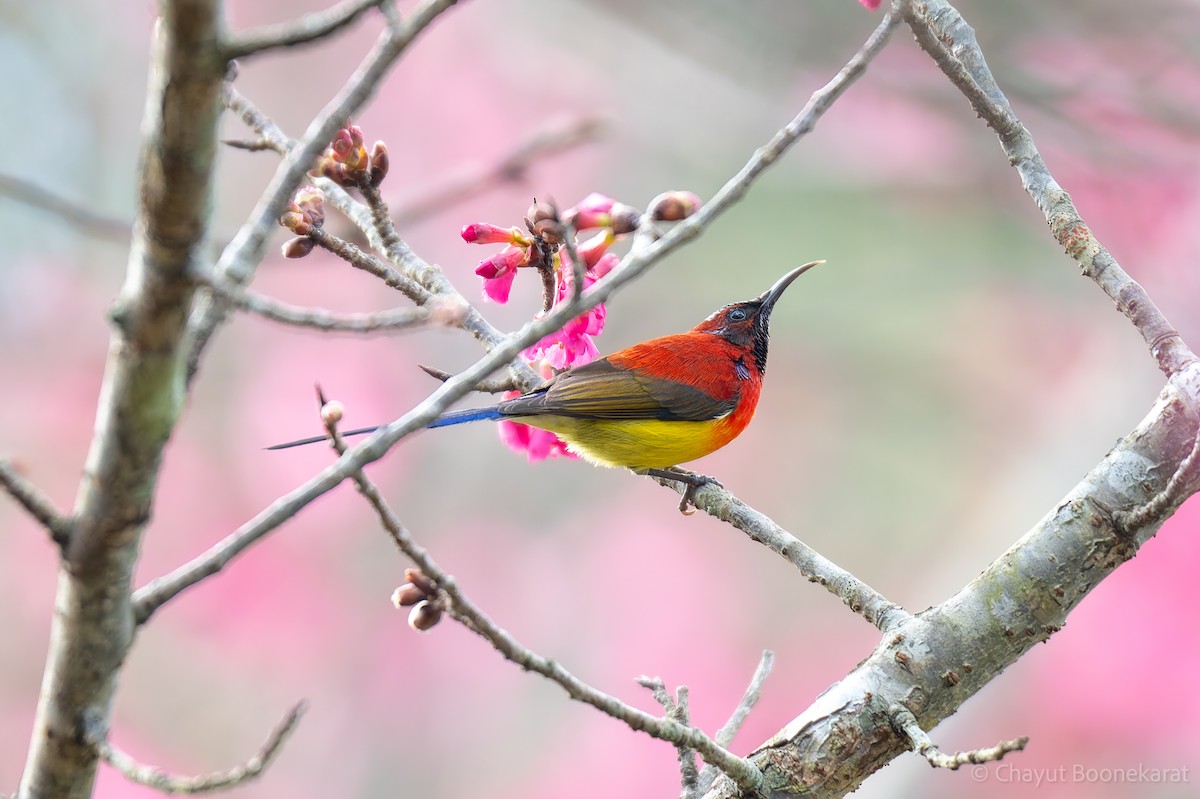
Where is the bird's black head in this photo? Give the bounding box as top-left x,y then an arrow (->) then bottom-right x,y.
692,261 -> 823,373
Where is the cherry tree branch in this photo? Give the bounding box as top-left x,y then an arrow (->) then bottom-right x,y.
888,704 -> 1027,770
903,0 -> 1198,378
196,272 -> 441,334
224,0 -> 386,60
0,459 -> 71,547
99,702 -> 306,794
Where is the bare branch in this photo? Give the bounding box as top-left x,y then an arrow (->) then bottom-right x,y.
224,0 -> 385,60
904,0 -> 1198,378
638,677 -> 700,798
417,364 -> 520,394
198,273 -> 436,334
100,702 -> 306,794
390,117 -> 605,227
0,459 -> 71,547
715,650 -> 774,750
889,704 -> 1027,770
223,86 -> 292,154
696,651 -> 774,796
0,172 -> 130,243
307,226 -> 431,304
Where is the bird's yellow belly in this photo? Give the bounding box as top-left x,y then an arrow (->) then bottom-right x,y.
515,415 -> 728,470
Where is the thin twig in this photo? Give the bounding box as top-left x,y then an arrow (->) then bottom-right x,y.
224,86 -> 293,154
0,172 -> 130,243
638,677 -> 700,798
100,702 -> 307,794
417,364 -> 520,394
904,0 -> 1198,378
0,459 -> 71,547
889,704 -> 1027,769
715,650 -> 774,749
697,651 -> 775,795
391,117 -> 605,227
307,226 -> 431,304
224,0 -> 386,60
312,414 -> 764,794
198,272 -> 434,334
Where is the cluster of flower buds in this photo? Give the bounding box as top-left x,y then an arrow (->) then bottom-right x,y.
392,568 -> 443,632
312,124 -> 389,189
279,186 -> 326,258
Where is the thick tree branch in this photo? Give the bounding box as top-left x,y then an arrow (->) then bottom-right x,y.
904,0 -> 1198,378
19,3 -> 227,798
224,0 -> 385,60
99,702 -> 306,794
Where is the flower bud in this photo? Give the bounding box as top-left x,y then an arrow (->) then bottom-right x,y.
403,568 -> 439,596
461,223 -> 525,246
609,202 -> 641,235
282,237 -> 315,258
648,190 -> 701,222
369,141 -> 389,187
391,582 -> 426,608
320,400 -> 344,425
526,199 -> 558,225
407,599 -> 443,632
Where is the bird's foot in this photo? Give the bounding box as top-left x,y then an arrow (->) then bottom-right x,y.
641,468 -> 722,515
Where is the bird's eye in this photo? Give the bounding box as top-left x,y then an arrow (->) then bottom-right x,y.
728,308 -> 748,321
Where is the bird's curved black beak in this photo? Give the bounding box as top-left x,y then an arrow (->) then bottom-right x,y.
757,260 -> 824,315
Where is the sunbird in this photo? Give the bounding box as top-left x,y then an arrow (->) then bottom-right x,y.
270,261 -> 822,509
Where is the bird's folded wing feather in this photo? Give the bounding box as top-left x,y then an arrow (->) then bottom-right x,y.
500,358 -> 738,422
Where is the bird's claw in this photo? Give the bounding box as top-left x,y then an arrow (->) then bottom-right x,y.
677,473 -> 721,515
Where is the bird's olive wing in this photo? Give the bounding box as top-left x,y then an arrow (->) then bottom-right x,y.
500,358 -> 737,422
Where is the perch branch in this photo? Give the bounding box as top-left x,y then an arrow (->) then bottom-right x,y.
0,459 -> 71,547
224,0 -> 385,60
889,705 -> 1027,769
100,702 -> 306,794
653,473 -> 908,631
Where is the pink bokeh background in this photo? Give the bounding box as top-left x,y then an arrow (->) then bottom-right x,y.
2,1 -> 1199,797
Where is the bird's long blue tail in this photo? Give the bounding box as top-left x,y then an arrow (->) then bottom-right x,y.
426,406 -> 504,428
266,405 -> 503,450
